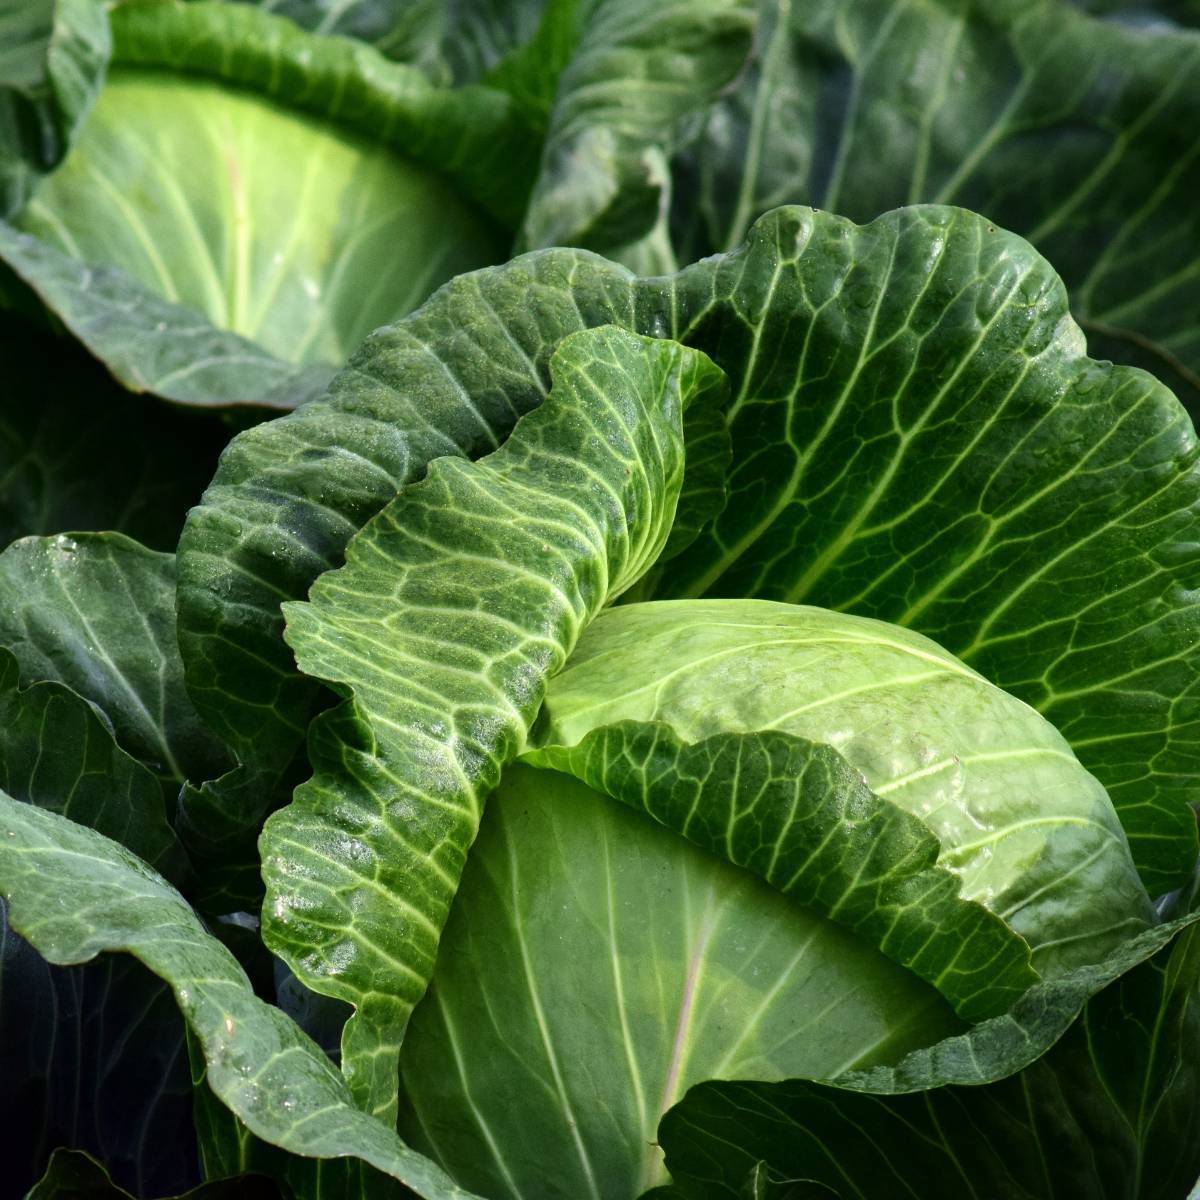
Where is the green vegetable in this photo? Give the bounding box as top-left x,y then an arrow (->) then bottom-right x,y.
2,4 -> 1200,1197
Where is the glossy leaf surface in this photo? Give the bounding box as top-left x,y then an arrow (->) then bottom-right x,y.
180,206 -> 1200,901
269,325 -> 724,1117
0,0 -> 108,216
0,533 -> 230,800
672,0 -> 1200,411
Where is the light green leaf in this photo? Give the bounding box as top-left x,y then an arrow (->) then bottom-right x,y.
108,2 -> 536,230
538,601 -> 1154,977
0,533 -> 231,800
0,0 -> 109,217
1,1 -> 537,408
673,0 -> 1200,412
658,918 -> 1200,1200
175,245 -> 634,896
525,718 -> 1037,1020
16,65 -> 502,368
0,648 -> 187,881
0,322 -> 228,551
269,325 -> 725,1119
0,795 -> 484,1200
0,224 -> 337,410
398,763 -> 963,1200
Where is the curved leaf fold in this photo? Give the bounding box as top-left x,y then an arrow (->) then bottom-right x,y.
672,0 -> 1200,412
174,247 -> 634,878
659,918 -> 1200,1200
0,648 -> 186,882
0,532 -> 230,801
268,325 -> 725,1117
516,0 -> 755,259
524,720 -> 1037,1021
0,0 -> 109,217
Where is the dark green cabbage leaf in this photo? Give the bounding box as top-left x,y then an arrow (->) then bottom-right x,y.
668,0 -> 1200,413
178,204 -> 1200,911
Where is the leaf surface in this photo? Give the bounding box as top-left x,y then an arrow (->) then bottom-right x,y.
269,325 -> 724,1117
0,533 -> 230,800
525,718 -> 1037,1021
658,918 -> 1200,1200
672,0 -> 1200,412
538,601 -> 1154,976
179,205 -> 1200,903
0,648 -> 187,881
515,0 -> 754,261
0,796 -> 484,1200
0,0 -> 108,216
398,763 -> 963,1199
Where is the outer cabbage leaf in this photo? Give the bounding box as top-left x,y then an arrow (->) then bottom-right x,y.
0,533 -> 230,805
267,326 -> 725,1118
0,648 -> 187,882
0,323 -> 227,550
0,0 -> 109,217
655,206 -> 1200,896
0,224 -> 338,411
513,0 -> 754,263
178,204 -> 1200,913
175,246 -> 637,907
0,795 -> 486,1200
671,0 -> 1200,412
537,601 -> 1153,975
185,0 -> 449,72
658,919 -> 1200,1200
397,763 -> 964,1199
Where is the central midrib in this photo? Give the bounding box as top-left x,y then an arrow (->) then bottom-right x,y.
637,885 -> 720,1194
